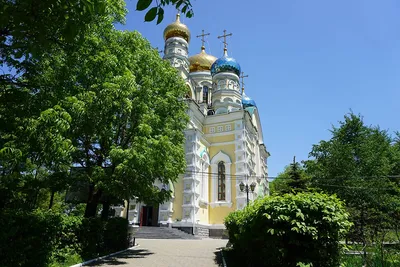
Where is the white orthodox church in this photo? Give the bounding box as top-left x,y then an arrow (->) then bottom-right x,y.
121,13 -> 270,237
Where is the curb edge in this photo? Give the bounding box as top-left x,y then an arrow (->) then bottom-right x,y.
70,244 -> 141,267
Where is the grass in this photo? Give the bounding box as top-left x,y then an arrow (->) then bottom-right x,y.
49,253 -> 82,267
342,253 -> 400,267
222,246 -> 400,267
341,243 -> 400,267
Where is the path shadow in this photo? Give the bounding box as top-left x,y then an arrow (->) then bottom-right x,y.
215,247 -> 250,267
214,247 -> 226,267
214,251 -> 224,267
88,249 -> 154,266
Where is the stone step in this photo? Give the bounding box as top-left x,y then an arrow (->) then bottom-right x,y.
134,226 -> 200,240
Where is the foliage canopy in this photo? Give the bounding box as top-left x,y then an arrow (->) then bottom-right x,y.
305,113 -> 400,244
1,0 -> 189,217
225,193 -> 352,267
270,157 -> 310,195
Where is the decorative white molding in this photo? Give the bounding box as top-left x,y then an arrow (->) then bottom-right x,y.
210,201 -> 233,208
210,141 -> 237,147
171,221 -> 195,227
211,150 -> 231,164
215,107 -> 227,114
204,129 -> 241,137
199,199 -> 209,207
198,223 -> 226,229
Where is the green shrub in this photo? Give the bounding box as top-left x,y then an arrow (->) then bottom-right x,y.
79,217 -> 129,260
0,210 -> 129,266
0,210 -> 61,267
52,215 -> 83,264
104,217 -> 129,252
224,193 -> 352,267
79,217 -> 106,260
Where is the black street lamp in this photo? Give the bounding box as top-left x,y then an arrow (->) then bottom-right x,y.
239,181 -> 256,206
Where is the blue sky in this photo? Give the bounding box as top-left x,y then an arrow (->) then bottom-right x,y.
118,0 -> 400,177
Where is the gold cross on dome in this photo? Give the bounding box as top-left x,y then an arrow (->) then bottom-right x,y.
240,72 -> 249,92
196,30 -> 210,48
218,30 -> 232,51
175,8 -> 181,21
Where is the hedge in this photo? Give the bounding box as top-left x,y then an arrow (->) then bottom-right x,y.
0,210 -> 61,267
79,217 -> 129,260
0,210 -> 129,267
224,193 -> 352,267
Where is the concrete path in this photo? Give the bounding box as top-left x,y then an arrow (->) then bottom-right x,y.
89,239 -> 227,267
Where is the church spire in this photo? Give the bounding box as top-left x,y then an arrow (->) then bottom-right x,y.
196,29 -> 210,52
240,72 -> 249,94
188,30 -> 217,73
218,30 -> 232,56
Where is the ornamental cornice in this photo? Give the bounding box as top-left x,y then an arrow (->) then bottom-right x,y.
210,201 -> 232,208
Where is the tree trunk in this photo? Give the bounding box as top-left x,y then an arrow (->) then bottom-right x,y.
125,200 -> 130,220
361,206 -> 367,267
48,190 -> 55,209
84,201 -> 98,217
84,184 -> 102,218
380,236 -> 385,267
101,201 -> 110,220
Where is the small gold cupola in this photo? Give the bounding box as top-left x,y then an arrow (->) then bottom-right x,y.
188,46 -> 217,72
188,30 -> 216,73
163,13 -> 191,43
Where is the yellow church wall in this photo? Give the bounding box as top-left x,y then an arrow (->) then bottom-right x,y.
208,172 -> 237,224
172,175 -> 183,221
206,134 -> 235,144
209,206 -> 234,224
208,144 -> 238,225
197,206 -> 209,224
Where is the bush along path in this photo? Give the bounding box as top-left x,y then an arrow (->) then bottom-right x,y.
0,211 -> 130,267
224,193 -> 352,267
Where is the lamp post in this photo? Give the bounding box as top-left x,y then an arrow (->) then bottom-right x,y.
239,181 -> 256,206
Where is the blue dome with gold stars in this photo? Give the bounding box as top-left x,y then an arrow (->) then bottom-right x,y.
211,51 -> 241,77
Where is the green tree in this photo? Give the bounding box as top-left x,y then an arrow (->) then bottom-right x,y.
1,0 -> 189,216
0,0 -> 126,87
305,112 -> 400,263
0,0 -> 126,211
390,132 -> 400,176
54,27 -> 189,217
1,1 -> 189,265
270,157 -> 309,195
136,0 -> 194,24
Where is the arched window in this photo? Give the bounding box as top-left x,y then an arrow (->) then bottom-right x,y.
218,161 -> 226,201
203,86 -> 209,104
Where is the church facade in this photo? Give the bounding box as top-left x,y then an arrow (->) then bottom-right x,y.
122,14 -> 270,237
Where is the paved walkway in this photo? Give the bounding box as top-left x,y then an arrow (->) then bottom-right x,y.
89,239 -> 227,267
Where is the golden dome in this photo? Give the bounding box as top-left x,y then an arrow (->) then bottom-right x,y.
188,47 -> 217,72
163,13 -> 191,43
